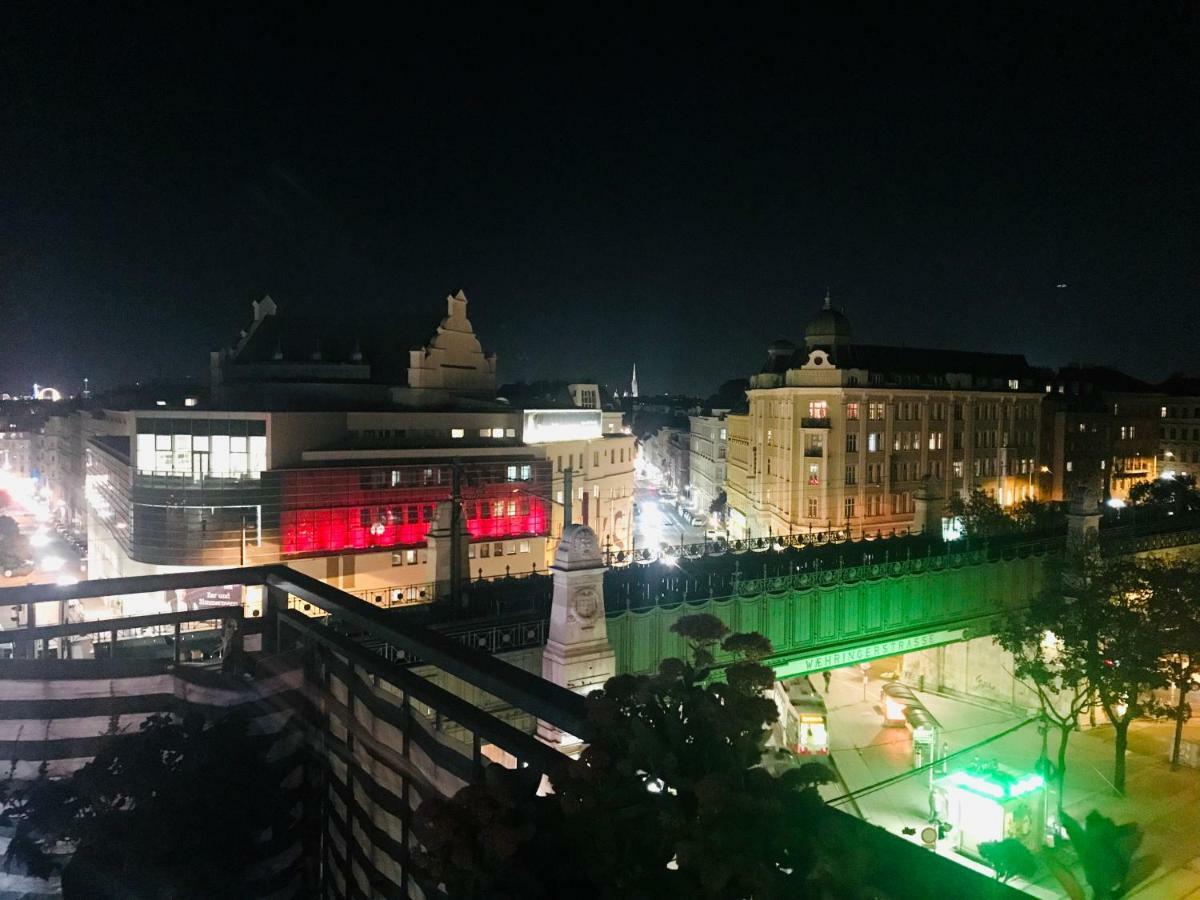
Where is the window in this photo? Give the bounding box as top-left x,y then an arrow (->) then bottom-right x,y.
808,463 -> 820,485
556,456 -> 563,472
845,465 -> 857,485
868,402 -> 885,420
494,542 -> 504,557
468,544 -> 476,559
808,401 -> 828,419
480,543 -> 491,558
1100,460 -> 1106,470
593,451 -> 599,467
451,428 -> 465,439
844,497 -> 856,520
847,402 -> 859,420
867,463 -> 882,484
867,432 -> 879,452
846,432 -> 858,453
506,428 -> 516,438
519,540 -> 530,553
506,542 -> 517,555
1066,461 -> 1074,472
405,549 -> 418,565
953,432 -> 963,450
931,403 -> 945,420
807,497 -> 818,518
1008,379 -> 1019,390
507,465 -> 518,481
479,428 -> 490,438
928,431 -> 944,450
952,460 -> 964,478
620,449 -> 625,463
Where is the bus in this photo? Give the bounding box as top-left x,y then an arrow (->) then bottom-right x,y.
783,676 -> 829,755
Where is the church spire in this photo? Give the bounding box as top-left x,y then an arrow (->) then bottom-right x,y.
823,287 -> 832,310
631,363 -> 639,398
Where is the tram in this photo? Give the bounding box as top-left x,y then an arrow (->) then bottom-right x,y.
783,676 -> 829,755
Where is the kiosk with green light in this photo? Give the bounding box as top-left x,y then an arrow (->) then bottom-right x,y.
934,762 -> 1046,858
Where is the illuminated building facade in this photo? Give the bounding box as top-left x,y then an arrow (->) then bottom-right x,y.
1039,367 -> 1161,504
686,412 -> 728,518
82,290 -> 635,598
725,299 -> 1045,539
1157,375 -> 1200,482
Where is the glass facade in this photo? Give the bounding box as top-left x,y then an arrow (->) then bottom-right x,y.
134,418 -> 267,481
276,459 -> 551,556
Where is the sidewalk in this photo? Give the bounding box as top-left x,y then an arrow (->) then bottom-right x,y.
819,666 -> 1200,898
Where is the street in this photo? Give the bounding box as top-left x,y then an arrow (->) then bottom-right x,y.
815,662 -> 1200,898
633,477 -> 709,553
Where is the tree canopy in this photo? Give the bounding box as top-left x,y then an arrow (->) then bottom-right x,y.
1129,473 -> 1200,514
2,712 -> 285,899
414,614 -> 846,899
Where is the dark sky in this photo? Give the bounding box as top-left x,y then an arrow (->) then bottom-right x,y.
2,6 -> 1197,398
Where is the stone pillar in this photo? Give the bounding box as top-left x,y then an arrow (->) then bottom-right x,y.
538,524 -> 616,750
1066,485 -> 1102,554
912,475 -> 944,536
424,499 -> 470,601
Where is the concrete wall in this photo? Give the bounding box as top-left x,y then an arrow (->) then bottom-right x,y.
903,635 -> 1039,710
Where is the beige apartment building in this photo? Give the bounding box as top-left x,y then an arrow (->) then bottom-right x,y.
726,301 -> 1045,539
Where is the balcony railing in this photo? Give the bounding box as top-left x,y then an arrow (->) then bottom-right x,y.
800,417 -> 831,429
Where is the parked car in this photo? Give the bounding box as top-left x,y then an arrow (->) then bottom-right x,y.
3,559 -> 35,578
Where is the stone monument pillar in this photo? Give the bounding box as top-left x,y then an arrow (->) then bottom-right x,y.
424,499 -> 470,601
537,524 -> 616,750
912,475 -> 944,537
1066,485 -> 1102,554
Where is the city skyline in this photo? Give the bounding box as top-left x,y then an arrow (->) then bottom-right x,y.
3,8 -> 1197,396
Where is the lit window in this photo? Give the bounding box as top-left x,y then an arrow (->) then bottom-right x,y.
519,540 -> 530,553
492,428 -> 505,438
844,497 -> 855,519
451,428 -> 465,439
807,497 -> 818,517
1066,461 -> 1073,472
847,402 -> 859,420
1162,406 -> 1168,418
405,549 -> 417,565
505,428 -> 516,437
807,401 -> 828,419
808,463 -> 820,485
952,460 -> 964,478
184,397 -> 198,407
1008,379 -> 1019,390
867,433 -> 879,452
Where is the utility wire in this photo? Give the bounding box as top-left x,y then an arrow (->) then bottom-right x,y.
824,715 -> 1039,807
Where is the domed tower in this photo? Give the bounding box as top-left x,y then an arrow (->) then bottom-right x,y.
803,290 -> 854,351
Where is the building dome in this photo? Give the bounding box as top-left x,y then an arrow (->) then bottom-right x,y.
803,292 -> 853,349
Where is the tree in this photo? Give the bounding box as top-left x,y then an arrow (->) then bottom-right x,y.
1012,498 -> 1065,534
1129,473 -> 1200,514
2,712 -> 285,898
946,489 -> 1015,539
1022,551 -> 1169,794
1146,560 -> 1200,768
996,596 -> 1091,819
1045,810 -> 1157,899
978,838 -> 1037,883
0,514 -> 32,571
414,614 -> 838,898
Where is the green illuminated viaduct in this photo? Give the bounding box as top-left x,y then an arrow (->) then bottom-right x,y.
604,525 -> 1200,681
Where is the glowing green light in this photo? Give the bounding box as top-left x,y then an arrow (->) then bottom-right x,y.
945,769 -> 1044,800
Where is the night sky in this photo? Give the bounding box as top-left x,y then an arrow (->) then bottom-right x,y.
2,6 -> 1197,398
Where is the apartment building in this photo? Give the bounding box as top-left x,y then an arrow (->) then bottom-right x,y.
725,299 -> 1045,539
686,412 -> 728,518
1158,375 -> 1200,482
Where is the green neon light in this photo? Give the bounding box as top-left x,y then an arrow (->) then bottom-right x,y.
946,770 -> 1044,800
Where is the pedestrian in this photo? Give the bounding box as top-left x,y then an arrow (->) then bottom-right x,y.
822,670 -> 832,693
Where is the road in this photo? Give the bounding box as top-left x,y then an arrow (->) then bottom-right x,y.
633,477 -> 708,552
